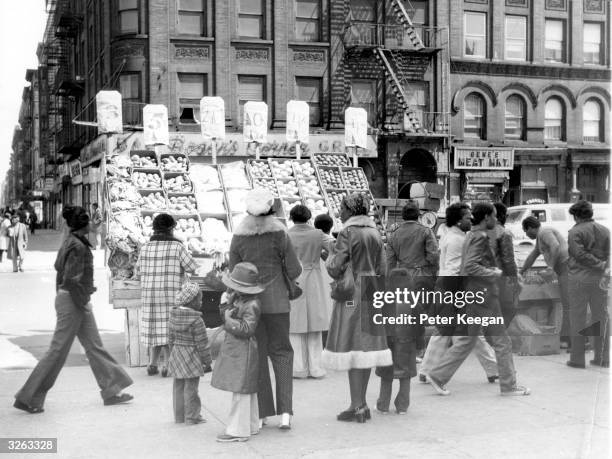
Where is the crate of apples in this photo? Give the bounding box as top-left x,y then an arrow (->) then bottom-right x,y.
131,154 -> 157,168
314,154 -> 349,167
165,174 -> 193,193
278,180 -> 300,198
270,160 -> 294,178
168,195 -> 198,214
342,168 -> 369,189
304,198 -> 328,217
253,178 -> 279,197
133,171 -> 162,189
326,191 -> 347,216
298,178 -> 323,198
293,161 -> 315,177
161,155 -> 188,172
249,160 -> 273,178
174,217 -> 201,240
140,192 -> 166,210
320,168 -> 344,188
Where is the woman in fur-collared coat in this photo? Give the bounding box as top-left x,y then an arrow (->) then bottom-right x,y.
228,189 -> 302,430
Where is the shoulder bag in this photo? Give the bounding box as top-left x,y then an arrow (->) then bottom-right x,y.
330,228 -> 355,301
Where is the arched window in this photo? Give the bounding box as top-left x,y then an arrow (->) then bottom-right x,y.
464,93 -> 485,139
505,95 -> 526,139
583,99 -> 603,143
544,98 -> 565,141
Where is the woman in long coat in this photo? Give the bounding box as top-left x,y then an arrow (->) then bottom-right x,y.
138,213 -> 198,376
7,214 -> 28,272
322,193 -> 392,423
287,205 -> 334,378
229,189 -> 302,430
0,212 -> 10,262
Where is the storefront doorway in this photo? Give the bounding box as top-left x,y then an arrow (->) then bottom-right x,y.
397,148 -> 437,198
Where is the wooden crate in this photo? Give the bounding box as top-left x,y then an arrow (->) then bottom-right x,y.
124,306 -> 149,367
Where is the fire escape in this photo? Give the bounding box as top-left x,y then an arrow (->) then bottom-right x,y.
343,0 -> 450,141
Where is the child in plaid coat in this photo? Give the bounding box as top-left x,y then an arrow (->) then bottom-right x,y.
168,281 -> 211,425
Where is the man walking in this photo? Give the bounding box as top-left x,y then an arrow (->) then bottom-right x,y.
425,203 -> 530,397
520,216 -> 571,348
565,200 -> 609,368
8,215 -> 28,273
91,203 -> 103,249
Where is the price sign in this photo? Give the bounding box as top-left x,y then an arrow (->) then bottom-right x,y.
96,91 -> 123,134
200,96 -> 225,140
143,104 -> 169,146
243,101 -> 268,143
286,100 -> 309,144
344,107 -> 368,148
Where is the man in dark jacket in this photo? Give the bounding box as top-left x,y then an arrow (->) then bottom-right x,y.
566,200 -> 610,368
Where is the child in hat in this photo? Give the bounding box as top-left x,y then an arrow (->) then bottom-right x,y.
212,262 -> 263,442
168,281 -> 211,425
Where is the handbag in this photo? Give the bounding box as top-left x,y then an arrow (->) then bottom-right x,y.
330,229 -> 355,302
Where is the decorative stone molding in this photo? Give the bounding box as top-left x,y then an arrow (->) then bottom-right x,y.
506,0 -> 527,6
545,0 -> 566,11
175,46 -> 210,59
293,50 -> 325,62
235,48 -> 269,61
113,43 -> 145,59
584,0 -> 604,13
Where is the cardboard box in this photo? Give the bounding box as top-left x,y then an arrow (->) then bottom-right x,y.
518,327 -> 560,356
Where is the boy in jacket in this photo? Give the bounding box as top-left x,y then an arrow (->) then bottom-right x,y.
168,281 -> 211,425
212,262 -> 263,442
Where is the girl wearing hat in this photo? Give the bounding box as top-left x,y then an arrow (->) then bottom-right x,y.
138,213 -> 199,377
14,206 -> 133,413
212,262 -> 263,442
168,281 -> 211,425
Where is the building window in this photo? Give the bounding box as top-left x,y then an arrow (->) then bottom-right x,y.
505,16 -> 527,61
544,19 -> 565,62
119,74 -> 141,125
178,0 -> 206,36
544,97 -> 565,141
464,93 -> 485,139
350,79 -> 376,125
295,0 -> 321,42
464,12 -> 487,58
178,73 -> 207,124
584,23 -> 603,65
583,99 -> 603,143
238,76 -> 265,125
295,77 -> 322,126
238,0 -> 264,39
505,95 -> 525,140
118,0 -> 139,34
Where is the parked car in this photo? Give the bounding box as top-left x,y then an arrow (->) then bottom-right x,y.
505,203 -> 612,245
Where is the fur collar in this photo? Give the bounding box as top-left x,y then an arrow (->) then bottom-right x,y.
233,215 -> 287,236
343,215 -> 376,229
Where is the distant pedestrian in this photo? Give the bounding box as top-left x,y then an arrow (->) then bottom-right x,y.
138,213 -> 199,377
14,206 -> 133,414
566,200 -> 610,369
314,213 -> 335,347
288,205 -> 334,379
520,216 -> 571,348
0,212 -> 10,262
212,262 -> 263,442
91,203 -> 103,249
168,281 -> 211,425
7,214 -> 28,272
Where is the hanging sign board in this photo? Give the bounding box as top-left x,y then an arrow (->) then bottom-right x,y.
243,101 -> 268,143
286,100 -> 310,144
143,104 -> 169,146
96,91 -> 123,134
344,107 -> 368,148
454,146 -> 514,170
200,97 -> 226,140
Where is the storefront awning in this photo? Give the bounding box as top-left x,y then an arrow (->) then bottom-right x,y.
465,171 -> 509,184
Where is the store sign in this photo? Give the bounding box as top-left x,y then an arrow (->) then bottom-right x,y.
69,160 -> 83,185
58,164 -> 69,177
454,147 -> 514,170
345,107 -> 368,148
143,104 -> 169,146
44,178 -> 54,191
286,100 -> 309,144
200,97 -> 226,140
96,91 -> 123,134
243,101 -> 268,143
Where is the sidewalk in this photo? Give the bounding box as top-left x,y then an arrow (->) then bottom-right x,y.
1,352 -> 608,459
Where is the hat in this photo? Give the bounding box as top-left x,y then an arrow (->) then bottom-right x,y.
222,262 -> 264,294
245,188 -> 274,216
176,281 -> 201,306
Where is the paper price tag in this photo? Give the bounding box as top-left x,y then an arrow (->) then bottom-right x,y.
286,100 -> 310,144
200,96 -> 225,140
143,104 -> 169,146
243,101 -> 268,143
96,91 -> 123,134
344,107 -> 368,148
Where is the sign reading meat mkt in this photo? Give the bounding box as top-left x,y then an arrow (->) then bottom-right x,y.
454,147 -> 514,170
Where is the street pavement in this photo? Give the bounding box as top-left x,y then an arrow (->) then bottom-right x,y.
0,231 -> 609,458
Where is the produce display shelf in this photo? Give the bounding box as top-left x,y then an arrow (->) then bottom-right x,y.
246,159 -> 274,179
340,167 -> 369,190
316,165 -> 346,189
312,152 -> 351,167
218,162 -> 253,190
268,158 -> 296,178
167,193 -> 199,215
138,189 -> 169,212
130,150 -> 158,169
162,172 -> 194,194
159,152 -> 189,172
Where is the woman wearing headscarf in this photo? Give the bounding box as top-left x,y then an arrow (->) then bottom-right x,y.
138,213 -> 199,377
229,189 -> 302,430
322,193 -> 391,423
14,206 -> 133,413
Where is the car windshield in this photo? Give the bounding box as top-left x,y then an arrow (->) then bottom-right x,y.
506,209 -> 525,224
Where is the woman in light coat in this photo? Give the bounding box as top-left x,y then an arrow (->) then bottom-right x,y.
288,205 -> 334,379
7,214 -> 28,272
0,212 -> 11,262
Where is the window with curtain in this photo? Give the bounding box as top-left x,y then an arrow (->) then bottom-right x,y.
351,79 -> 376,125
584,23 -> 603,65
464,12 -> 486,58
118,0 -> 138,34
544,98 -> 564,140
295,77 -> 322,126
583,99 -> 602,143
238,0 -> 264,39
119,74 -> 141,125
505,95 -> 525,140
545,20 -> 565,62
178,0 -> 206,36
505,16 -> 527,61
295,0 -> 321,42
238,75 -> 265,125
178,73 -> 207,123
464,93 -> 485,139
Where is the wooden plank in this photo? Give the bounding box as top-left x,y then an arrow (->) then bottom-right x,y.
125,308 -> 148,367
113,298 -> 141,310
